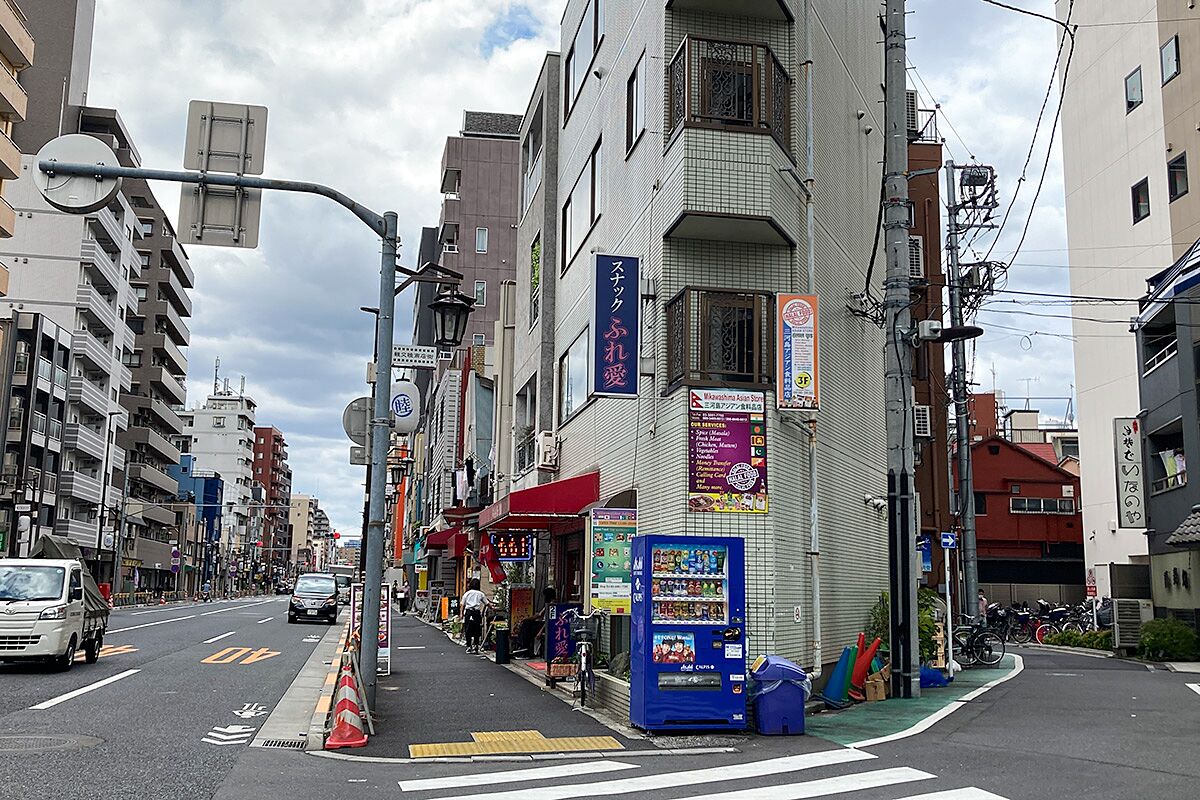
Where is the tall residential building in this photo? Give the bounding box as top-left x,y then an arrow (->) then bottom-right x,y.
288,494 -> 325,573
312,505 -> 331,571
0,0 -> 34,244
1055,1 -> 1200,594
252,426 -> 291,575
168,453 -> 223,590
177,390 -> 258,585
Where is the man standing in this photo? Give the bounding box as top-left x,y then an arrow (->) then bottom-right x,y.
977,590 -> 988,620
399,578 -> 411,614
460,579 -> 490,654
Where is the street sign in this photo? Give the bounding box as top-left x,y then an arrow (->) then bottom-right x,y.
178,182 -> 262,248
393,344 -> 438,369
1085,568 -> 1097,597
34,134 -> 123,214
941,531 -> 958,549
342,396 -> 371,446
350,446 -> 368,466
184,101 -> 268,175
390,381 -> 420,434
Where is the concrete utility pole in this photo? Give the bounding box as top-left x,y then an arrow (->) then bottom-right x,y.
883,0 -> 920,699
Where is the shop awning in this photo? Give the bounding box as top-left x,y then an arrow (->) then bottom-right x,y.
479,471 -> 600,531
425,526 -> 461,549
450,531 -> 469,559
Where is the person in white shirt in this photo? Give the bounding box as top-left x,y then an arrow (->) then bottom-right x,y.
461,578 -> 490,654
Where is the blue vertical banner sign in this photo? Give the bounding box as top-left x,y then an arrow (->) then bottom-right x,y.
592,255 -> 640,398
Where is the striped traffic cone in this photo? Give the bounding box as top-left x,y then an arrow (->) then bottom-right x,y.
325,665 -> 368,749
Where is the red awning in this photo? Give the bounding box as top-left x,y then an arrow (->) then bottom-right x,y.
426,526 -> 461,548
479,471 -> 601,531
450,531 -> 469,559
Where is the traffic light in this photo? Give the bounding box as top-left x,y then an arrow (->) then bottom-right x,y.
333,531 -> 341,540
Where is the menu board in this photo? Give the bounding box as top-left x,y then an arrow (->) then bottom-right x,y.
590,508 -> 635,614
650,544 -> 728,626
687,389 -> 768,513
491,532 -> 534,561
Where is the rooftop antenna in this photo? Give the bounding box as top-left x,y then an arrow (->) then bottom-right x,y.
213,355 -> 221,395
223,377 -> 231,395
990,361 -> 997,394
239,375 -> 246,397
1018,376 -> 1039,409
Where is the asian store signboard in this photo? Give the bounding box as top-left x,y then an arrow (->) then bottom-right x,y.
591,254 -> 639,398
589,508 -> 635,614
776,294 -> 819,410
687,389 -> 768,513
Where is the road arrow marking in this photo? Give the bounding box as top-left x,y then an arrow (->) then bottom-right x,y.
1187,683 -> 1200,697
201,723 -> 256,746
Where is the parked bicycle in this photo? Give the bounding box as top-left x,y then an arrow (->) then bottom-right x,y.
562,607 -> 609,707
954,615 -> 1006,667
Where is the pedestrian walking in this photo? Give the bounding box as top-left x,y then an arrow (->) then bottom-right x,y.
460,578 -> 489,654
399,578 -> 411,613
977,589 -> 988,619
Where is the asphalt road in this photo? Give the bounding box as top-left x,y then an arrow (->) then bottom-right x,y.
0,596 -> 333,800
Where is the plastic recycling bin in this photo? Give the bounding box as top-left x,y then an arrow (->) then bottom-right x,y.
494,625 -> 511,665
749,655 -> 811,735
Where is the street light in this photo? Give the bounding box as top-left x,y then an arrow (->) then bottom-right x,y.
429,288 -> 475,348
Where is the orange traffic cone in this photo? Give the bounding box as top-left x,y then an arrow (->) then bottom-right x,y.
325,665 -> 368,749
849,637 -> 883,701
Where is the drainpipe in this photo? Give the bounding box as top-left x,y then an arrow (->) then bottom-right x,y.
804,0 -> 822,681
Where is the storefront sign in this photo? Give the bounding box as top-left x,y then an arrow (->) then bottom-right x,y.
491,532 -> 533,561
509,585 -> 534,625
589,508 -> 635,614
687,389 -> 768,513
548,603 -> 581,661
591,254 -> 639,398
776,294 -> 819,410
349,582 -> 392,675
1114,418 -> 1145,528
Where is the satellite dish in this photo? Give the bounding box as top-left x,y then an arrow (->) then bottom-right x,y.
33,134 -> 123,214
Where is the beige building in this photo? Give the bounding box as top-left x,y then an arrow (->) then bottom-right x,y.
288,494 -> 323,573
0,0 -> 33,252
1056,1 -> 1200,594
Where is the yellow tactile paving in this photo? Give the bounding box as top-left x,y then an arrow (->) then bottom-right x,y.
408,730 -> 624,758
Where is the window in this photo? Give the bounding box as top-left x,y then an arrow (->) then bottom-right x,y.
530,235 -> 542,325
1011,485 -> 1021,495
1161,35 -> 1180,84
974,492 -> 987,515
134,286 -> 147,300
1132,178 -> 1150,223
626,52 -> 646,152
1125,67 -> 1143,113
472,333 -> 486,346
474,280 -> 487,307
213,416 -> 226,428
1169,153 -> 1189,201
475,227 -> 489,253
561,140 -> 602,267
1010,497 -> 1076,514
558,330 -> 589,423
666,288 -> 773,388
139,219 -> 153,237
564,0 -> 604,117
138,251 -> 151,267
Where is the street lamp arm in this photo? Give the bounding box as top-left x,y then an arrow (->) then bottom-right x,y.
37,160 -> 389,238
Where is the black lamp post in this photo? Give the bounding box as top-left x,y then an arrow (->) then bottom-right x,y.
428,288 -> 475,348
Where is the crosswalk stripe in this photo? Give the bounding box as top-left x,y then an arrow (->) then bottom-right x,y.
685,768 -> 934,800
399,760 -> 638,792
425,749 -> 875,800
894,789 -> 1010,800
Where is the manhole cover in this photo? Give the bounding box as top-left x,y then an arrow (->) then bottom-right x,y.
0,734 -> 102,753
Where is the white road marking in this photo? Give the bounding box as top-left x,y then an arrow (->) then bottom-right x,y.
108,615 -> 198,634
400,760 -> 638,792
201,723 -> 256,746
685,768 -> 934,800
393,645 -> 427,650
895,789 -> 1010,800
199,600 -> 273,617
256,617 -> 274,624
203,631 -> 238,644
129,604 -> 199,616
1186,683 -> 1200,697
425,750 -> 875,800
29,669 -> 141,710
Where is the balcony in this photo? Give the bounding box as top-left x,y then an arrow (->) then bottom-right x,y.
54,517 -> 97,549
666,287 -> 775,391
0,194 -> 13,238
135,502 -> 178,528
160,236 -> 195,288
73,328 -> 115,372
130,462 -> 179,495
522,152 -> 543,213
69,375 -> 112,416
159,266 -> 193,317
665,0 -> 793,19
129,426 -> 182,463
80,240 -> 121,293
0,52 -> 26,120
125,394 -> 184,434
0,1 -> 33,68
76,283 -> 120,336
86,206 -> 124,252
60,471 -> 104,505
148,366 -> 187,406
65,421 -> 107,461
0,124 -> 18,181
149,299 -> 189,346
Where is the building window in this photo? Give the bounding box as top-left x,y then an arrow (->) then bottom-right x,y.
1125,67 -> 1143,113
472,333 -> 486,346
1132,178 -> 1150,223
138,251 -> 151,267
558,329 -> 589,423
475,227 -> 489,253
974,492 -> 987,515
561,140 -> 602,268
1011,497 -> 1076,514
1011,484 -> 1021,495
1169,153 -> 1189,201
213,416 -> 226,428
1161,35 -> 1181,84
626,52 -> 646,153
139,219 -> 153,237
134,286 -> 147,300
665,288 -> 773,389
474,280 -> 487,307
564,0 -> 605,118
530,234 -> 542,325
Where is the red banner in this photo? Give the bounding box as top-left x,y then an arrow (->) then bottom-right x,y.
478,535 -> 507,584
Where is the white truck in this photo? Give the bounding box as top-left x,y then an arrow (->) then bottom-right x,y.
0,536 -> 109,670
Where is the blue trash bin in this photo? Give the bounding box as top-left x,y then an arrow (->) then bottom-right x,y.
749,655 -> 811,735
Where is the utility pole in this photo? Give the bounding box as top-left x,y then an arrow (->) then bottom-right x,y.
883,0 -> 919,699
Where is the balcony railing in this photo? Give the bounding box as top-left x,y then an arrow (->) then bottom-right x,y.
1152,470 -> 1188,495
1144,339 -> 1178,375
665,287 -> 775,390
667,36 -> 792,155
522,152 -> 543,213
514,430 -> 537,475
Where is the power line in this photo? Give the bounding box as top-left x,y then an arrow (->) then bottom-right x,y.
905,57 -> 975,160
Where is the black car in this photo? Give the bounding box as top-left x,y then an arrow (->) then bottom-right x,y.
287,573 -> 339,624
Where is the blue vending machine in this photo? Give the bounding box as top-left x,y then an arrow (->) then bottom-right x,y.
630,535 -> 747,731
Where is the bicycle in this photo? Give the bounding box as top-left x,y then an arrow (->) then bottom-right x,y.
953,615 -> 1006,667
562,607 -> 609,707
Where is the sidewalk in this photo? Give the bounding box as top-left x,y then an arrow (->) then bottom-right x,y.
361,612 -> 651,759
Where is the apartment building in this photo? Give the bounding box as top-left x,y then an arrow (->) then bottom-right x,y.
168,453 -> 223,590
0,0 -> 33,245
288,494 -> 320,574
252,426 -> 291,576
1055,1 -> 1200,594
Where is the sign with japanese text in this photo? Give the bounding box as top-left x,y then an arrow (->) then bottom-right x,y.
776,294 -> 820,410
687,389 -> 768,513
591,255 -> 639,398
509,585 -> 534,625
491,532 -> 534,561
1114,417 -> 1145,529
548,603 -> 581,661
349,583 -> 391,675
589,508 -> 635,614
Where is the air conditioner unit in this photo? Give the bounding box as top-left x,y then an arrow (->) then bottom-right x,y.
914,405 -> 933,439
1112,598 -> 1154,651
908,235 -> 925,279
905,90 -> 919,138
536,430 -> 558,471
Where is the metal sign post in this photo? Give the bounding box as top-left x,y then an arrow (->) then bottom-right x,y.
941,532 -> 957,674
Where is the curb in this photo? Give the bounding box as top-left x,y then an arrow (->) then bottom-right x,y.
307,622 -> 351,751
309,745 -> 740,765
1020,643 -> 1113,659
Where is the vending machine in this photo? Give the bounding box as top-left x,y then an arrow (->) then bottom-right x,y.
629,535 -> 746,731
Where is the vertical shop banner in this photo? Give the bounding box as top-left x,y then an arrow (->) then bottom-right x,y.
548,603 -> 581,661
592,255 -> 640,397
687,389 -> 768,513
349,583 -> 391,675
479,534 -> 508,584
1114,417 -> 1146,528
777,294 -> 819,410
589,509 -> 636,614
509,585 -> 534,625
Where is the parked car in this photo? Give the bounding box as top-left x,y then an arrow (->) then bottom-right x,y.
0,553 -> 108,670
287,573 -> 338,624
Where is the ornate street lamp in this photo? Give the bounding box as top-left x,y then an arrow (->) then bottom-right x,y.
428,288 -> 476,348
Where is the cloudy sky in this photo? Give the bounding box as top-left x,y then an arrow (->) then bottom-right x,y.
85,0 -> 1077,536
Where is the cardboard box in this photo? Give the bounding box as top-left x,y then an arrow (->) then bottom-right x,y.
865,678 -> 886,702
